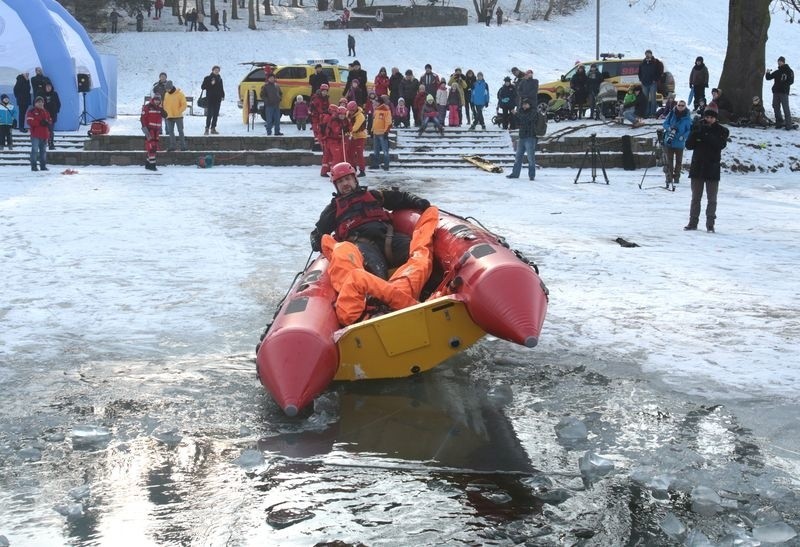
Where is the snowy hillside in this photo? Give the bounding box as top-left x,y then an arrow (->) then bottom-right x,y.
92,0 -> 799,172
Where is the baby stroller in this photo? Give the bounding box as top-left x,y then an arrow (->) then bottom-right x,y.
545,87 -> 576,122
595,82 -> 618,120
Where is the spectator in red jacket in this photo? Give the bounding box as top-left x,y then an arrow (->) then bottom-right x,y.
140,94 -> 166,171
324,106 -> 352,170
374,67 -> 390,97
26,96 -> 52,171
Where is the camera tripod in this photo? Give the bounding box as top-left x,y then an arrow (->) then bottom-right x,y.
639,129 -> 674,191
574,133 -> 609,184
78,92 -> 98,126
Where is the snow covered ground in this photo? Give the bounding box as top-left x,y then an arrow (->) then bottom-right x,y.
5,0 -> 800,435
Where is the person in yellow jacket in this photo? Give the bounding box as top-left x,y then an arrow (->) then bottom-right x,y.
370,95 -> 393,170
162,80 -> 188,151
346,101 -> 368,176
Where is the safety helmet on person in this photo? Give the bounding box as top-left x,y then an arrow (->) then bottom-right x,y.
330,162 -> 356,184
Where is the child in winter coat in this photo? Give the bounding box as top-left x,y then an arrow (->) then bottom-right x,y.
0,94 -> 15,150
393,97 -> 409,127
293,95 -> 309,130
446,84 -> 462,126
435,81 -> 448,124
418,95 -> 444,136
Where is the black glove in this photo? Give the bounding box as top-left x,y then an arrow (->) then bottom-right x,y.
310,229 -> 322,252
412,198 -> 430,211
40,120 -> 50,127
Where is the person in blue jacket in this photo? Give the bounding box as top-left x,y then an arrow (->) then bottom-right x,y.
0,94 -> 15,150
661,98 -> 693,186
469,72 -> 490,130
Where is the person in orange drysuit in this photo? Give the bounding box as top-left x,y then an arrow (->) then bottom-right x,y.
313,163 -> 438,325
311,161 -> 431,278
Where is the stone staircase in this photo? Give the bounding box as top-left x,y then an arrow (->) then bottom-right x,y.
392,126 -> 657,170
0,128 -> 657,170
393,127 -> 515,169
0,133 -> 88,166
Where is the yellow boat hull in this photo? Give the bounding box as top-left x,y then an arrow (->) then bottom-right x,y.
333,296 -> 486,381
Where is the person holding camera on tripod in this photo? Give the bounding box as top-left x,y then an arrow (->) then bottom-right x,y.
661,98 -> 692,188
683,104 -> 729,233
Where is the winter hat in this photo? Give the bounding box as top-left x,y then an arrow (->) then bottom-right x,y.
426,94 -> 434,103
0,93 -> 8,101
296,95 -> 304,102
503,76 -> 511,82
695,56 -> 704,63
397,97 -> 405,104
165,80 -> 174,89
34,96 -> 44,103
778,56 -> 786,63
711,88 -> 719,94
152,93 -> 162,100
704,103 -> 718,117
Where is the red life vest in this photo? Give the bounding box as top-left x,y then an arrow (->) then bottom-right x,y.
334,189 -> 390,240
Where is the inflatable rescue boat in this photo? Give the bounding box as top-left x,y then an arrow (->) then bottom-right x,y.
256,209 -> 549,416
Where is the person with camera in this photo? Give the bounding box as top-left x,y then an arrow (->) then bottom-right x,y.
26,96 -> 52,172
661,98 -> 692,187
765,56 -> 794,130
683,103 -> 729,233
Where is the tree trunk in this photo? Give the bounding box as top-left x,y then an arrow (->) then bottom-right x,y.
718,0 -> 771,118
263,0 -> 272,15
333,0 -> 344,10
248,0 -> 256,28
513,0 -> 522,14
232,0 -> 239,19
292,0 -> 300,7
356,0 -> 366,7
183,0 -> 189,18
543,0 -> 555,21
210,0 -> 216,21
472,0 -> 490,22
172,0 -> 180,15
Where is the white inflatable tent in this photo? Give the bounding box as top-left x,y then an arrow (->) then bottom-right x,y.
0,0 -> 115,130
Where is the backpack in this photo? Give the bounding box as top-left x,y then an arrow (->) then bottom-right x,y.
534,111 -> 547,137
787,67 -> 794,86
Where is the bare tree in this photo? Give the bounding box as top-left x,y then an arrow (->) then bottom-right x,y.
471,0 -> 497,23
629,0 -> 799,117
333,0 -> 344,10
248,0 -> 257,28
263,0 -> 272,16
232,0 -> 239,19
718,1 -> 771,118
